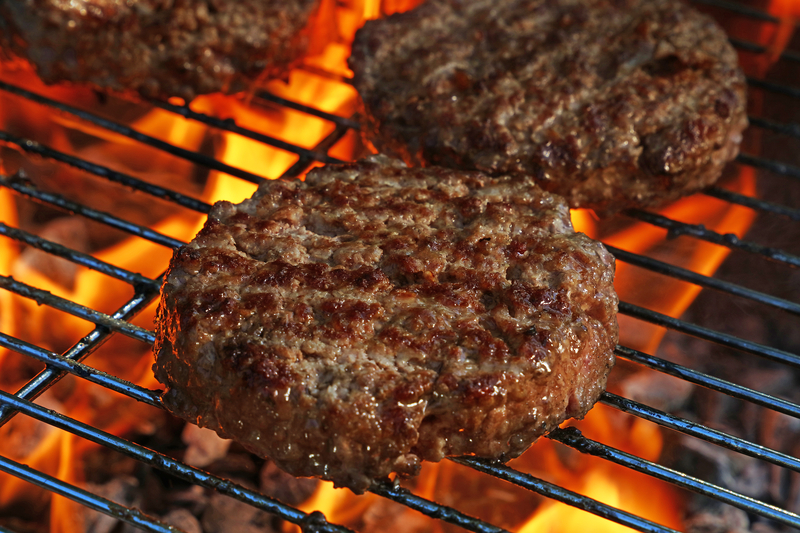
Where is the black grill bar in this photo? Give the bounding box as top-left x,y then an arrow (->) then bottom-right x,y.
149,98 -> 345,165
704,186 -> 800,222
0,455 -> 184,533
623,207 -> 800,268
0,275 -> 154,344
608,245 -> 800,316
0,388 -> 353,533
747,76 -> 800,100
255,91 -> 362,130
0,222 -> 160,291
601,390 -> 800,474
454,456 -> 680,533
548,425 -> 800,530
0,175 -> 186,250
0,130 -> 212,214
619,301 -> 800,367
729,37 -> 800,63
0,81 -> 270,186
748,115 -> 800,139
0,333 -> 162,408
0,288 -> 158,425
281,121 -> 355,179
616,345 -> 800,420
691,0 -> 780,22
739,152 -> 800,182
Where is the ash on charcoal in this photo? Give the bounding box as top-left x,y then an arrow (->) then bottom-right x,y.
259,460 -> 318,506
84,476 -> 140,533
201,480 -> 278,533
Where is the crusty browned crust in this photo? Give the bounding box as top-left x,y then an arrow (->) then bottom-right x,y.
153,156 -> 617,492
0,0 -> 318,100
349,0 -> 748,213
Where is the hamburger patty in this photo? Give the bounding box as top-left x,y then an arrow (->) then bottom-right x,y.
349,0 -> 748,213
153,156 -> 618,492
0,0 -> 318,100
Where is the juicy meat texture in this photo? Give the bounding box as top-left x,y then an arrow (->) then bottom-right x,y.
0,0 -> 318,100
153,156 -> 618,492
349,0 -> 748,213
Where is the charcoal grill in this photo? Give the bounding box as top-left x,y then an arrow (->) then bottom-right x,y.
1,1 -> 800,531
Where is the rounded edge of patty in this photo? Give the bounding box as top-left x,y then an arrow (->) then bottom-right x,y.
349,0 -> 748,213
0,0 -> 320,100
153,156 -> 618,492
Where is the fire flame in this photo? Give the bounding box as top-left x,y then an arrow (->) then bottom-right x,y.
0,0 -> 766,531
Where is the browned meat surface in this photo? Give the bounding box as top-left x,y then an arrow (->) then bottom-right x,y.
0,0 -> 319,100
349,0 -> 747,213
153,156 -> 618,492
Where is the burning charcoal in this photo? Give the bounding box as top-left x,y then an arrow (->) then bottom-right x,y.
165,485 -> 209,517
15,217 -> 90,290
684,505 -> 750,533
181,423 -> 231,468
620,369 -> 695,412
206,450 -> 259,479
259,461 -> 318,506
160,509 -> 202,533
83,476 -> 140,533
201,481 -> 276,533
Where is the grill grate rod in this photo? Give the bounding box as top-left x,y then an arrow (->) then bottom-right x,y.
747,76 -> 800,101
0,130 -> 211,214
729,37 -> 800,63
616,345 -> 800,420
0,81 -> 268,186
0,275 -> 154,344
0,389 -> 357,533
0,388 -> 516,533
454,456 -> 680,533
619,301 -> 800,367
548,424 -> 800,530
148,98 -> 344,165
607,245 -> 800,316
738,151 -> 800,182
624,207 -> 800,268
0,222 -> 160,291
0,455 -> 184,533
748,115 -> 800,139
691,0 -> 780,22
0,174 -> 186,249
0,287 -> 159,425
0,333 -> 162,408
704,186 -> 800,222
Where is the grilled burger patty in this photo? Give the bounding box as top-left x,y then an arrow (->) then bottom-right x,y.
349,0 -> 747,213
153,156 -> 618,492
0,0 -> 318,100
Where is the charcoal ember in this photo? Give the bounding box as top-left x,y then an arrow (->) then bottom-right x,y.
620,369 -> 694,412
259,461 -> 318,506
84,476 -> 140,533
684,505 -> 750,533
15,217 -> 89,290
165,485 -> 209,518
181,423 -> 231,468
201,481 -> 277,533
160,509 -> 202,533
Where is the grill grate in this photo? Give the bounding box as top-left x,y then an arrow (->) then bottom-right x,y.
1,2 -> 799,532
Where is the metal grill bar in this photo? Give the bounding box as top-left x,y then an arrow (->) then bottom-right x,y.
0,389 -> 355,533
0,175 -> 186,249
0,81 -> 270,185
616,345 -> 800,419
0,275 -> 154,343
619,301 -> 800,366
692,0 -> 780,22
738,152 -> 800,182
704,186 -> 800,222
0,130 -> 212,214
548,425 -> 800,529
747,76 -> 800,100
0,222 -> 160,291
608,245 -> 800,315
0,288 -> 158,425
149,97 -> 344,165
0,455 -> 184,533
624,207 -> 800,268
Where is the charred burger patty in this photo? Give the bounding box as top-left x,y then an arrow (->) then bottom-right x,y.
153,156 -> 618,492
349,0 -> 747,213
0,0 -> 319,100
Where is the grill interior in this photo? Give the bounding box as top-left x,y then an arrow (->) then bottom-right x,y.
1,1 -> 800,532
